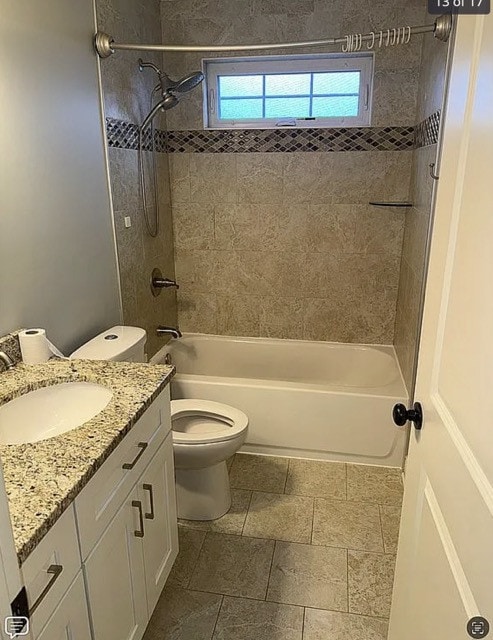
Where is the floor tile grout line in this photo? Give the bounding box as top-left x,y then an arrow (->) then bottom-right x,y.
210,594 -> 224,640
346,545 -> 350,615
182,583 -> 390,620
226,485 -> 402,506
240,491 -> 255,536
264,539 -> 277,601
377,504 -> 387,554
185,530 -> 208,590
283,458 -> 290,494
345,461 -> 348,500
182,529 -> 207,589
310,496 -> 315,545
194,526 -> 395,556
265,596 -> 349,615
302,603 -> 390,621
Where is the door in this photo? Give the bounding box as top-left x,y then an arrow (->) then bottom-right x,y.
36,573 -> 91,640
389,14 -> 493,640
138,434 -> 178,617
84,489 -> 148,640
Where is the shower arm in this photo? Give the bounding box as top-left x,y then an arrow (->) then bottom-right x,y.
95,15 -> 452,58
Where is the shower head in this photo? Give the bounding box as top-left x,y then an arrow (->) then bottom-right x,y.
168,71 -> 204,94
138,60 -> 204,132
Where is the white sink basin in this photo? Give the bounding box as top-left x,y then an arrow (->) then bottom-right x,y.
0,382 -> 113,445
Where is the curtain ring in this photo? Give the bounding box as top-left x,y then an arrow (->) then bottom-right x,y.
358,34 -> 363,51
378,30 -> 383,48
406,26 -> 411,44
390,28 -> 397,46
396,27 -> 402,45
385,29 -> 391,46
367,32 -> 375,49
342,35 -> 349,52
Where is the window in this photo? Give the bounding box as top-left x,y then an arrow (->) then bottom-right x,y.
203,53 -> 373,129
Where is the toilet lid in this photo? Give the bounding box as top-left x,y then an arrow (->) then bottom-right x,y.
171,399 -> 248,444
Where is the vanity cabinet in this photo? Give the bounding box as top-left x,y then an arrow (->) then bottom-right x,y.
78,386 -> 178,640
21,386 -> 177,640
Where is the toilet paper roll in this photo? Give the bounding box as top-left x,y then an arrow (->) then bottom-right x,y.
19,329 -> 66,364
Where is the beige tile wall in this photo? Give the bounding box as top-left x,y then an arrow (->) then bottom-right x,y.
171,151 -> 410,342
394,32 -> 450,391
96,0 -> 178,358
160,0 -> 426,131
160,0 -> 425,344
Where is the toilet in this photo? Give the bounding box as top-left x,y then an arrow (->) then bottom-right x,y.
71,326 -> 248,521
172,399 -> 248,521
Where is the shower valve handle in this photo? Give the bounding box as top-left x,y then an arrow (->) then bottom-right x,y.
153,276 -> 179,290
150,268 -> 179,296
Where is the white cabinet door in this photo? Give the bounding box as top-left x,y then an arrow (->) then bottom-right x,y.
138,434 -> 178,617
36,572 -> 91,640
84,490 -> 147,640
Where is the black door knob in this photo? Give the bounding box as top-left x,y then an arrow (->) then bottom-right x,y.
392,402 -> 423,430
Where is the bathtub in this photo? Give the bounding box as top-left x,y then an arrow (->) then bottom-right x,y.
152,333 -> 409,467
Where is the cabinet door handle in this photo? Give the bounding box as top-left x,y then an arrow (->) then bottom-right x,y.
122,442 -> 148,470
132,500 -> 145,538
30,564 -> 63,615
143,484 -> 155,520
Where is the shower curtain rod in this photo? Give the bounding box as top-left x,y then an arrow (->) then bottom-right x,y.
95,14 -> 452,58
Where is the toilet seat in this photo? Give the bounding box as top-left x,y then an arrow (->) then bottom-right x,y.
171,399 -> 248,445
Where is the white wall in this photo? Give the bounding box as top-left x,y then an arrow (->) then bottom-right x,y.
0,0 -> 121,353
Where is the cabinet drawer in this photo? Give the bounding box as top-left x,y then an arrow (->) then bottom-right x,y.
75,387 -> 171,559
22,505 -> 81,636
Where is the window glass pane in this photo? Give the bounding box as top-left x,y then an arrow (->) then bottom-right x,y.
312,96 -> 359,117
219,75 -> 263,97
265,97 -> 310,118
312,72 -> 360,95
219,98 -> 263,119
265,74 -> 311,96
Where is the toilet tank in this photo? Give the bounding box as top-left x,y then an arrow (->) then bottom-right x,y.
70,326 -> 147,362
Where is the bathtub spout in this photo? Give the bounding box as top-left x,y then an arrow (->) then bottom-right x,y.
157,326 -> 182,339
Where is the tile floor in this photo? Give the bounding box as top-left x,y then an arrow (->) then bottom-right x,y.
143,453 -> 404,640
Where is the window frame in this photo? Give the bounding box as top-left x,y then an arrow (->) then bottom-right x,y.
202,53 -> 374,130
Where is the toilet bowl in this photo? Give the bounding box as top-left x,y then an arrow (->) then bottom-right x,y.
171,399 -> 248,521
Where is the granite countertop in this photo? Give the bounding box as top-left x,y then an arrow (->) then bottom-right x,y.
0,358 -> 174,565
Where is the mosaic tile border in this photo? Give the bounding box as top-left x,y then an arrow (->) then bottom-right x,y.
414,110 -> 441,148
106,113 -> 440,153
106,117 -> 414,153
106,118 -> 166,152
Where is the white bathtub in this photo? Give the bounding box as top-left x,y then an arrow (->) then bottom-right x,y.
152,333 -> 409,467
